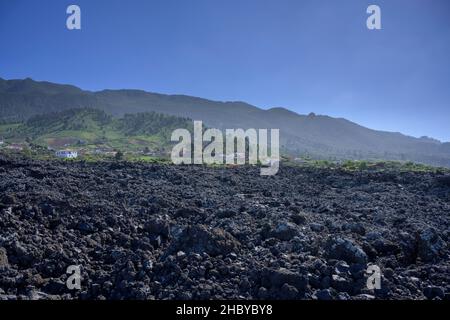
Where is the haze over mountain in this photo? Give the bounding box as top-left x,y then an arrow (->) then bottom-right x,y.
1,77 -> 449,167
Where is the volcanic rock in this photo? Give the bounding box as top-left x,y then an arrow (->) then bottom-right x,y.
417,228 -> 446,262
0,155 -> 448,300
171,225 -> 240,256
145,217 -> 171,238
324,237 -> 368,265
423,286 -> 445,300
270,222 -> 299,241
262,268 -> 308,292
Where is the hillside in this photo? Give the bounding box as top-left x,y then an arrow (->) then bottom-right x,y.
0,108 -> 192,154
1,77 -> 449,167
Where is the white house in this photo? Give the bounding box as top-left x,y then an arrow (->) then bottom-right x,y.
55,150 -> 78,159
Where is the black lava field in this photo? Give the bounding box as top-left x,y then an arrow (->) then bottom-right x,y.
0,155 -> 449,300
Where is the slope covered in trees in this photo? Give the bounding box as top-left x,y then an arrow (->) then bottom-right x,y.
1,108 -> 192,153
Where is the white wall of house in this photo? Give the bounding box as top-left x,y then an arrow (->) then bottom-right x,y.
55,150 -> 78,158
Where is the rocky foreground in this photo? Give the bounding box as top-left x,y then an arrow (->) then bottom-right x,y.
0,155 -> 449,300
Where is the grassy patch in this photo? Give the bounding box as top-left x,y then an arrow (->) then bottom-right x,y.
306,159 -> 448,173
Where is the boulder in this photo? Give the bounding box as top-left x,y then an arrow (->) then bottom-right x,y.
331,274 -> 353,293
175,207 -> 205,218
316,289 -> 333,300
279,283 -> 299,299
423,286 -> 445,300
310,223 -> 325,232
417,228 -> 445,262
291,213 -> 307,225
270,222 -> 299,241
263,268 -> 308,292
145,217 -> 171,238
324,237 -> 368,265
173,225 -> 240,256
216,209 -> 237,218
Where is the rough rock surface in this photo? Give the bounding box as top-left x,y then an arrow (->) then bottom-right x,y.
0,155 -> 449,300
324,237 -> 368,265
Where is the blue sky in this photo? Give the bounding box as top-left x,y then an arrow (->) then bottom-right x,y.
0,0 -> 449,141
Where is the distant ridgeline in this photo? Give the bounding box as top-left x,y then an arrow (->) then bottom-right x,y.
1,77 -> 450,167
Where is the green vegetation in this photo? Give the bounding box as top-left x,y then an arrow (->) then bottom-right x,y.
286,158 -> 448,173
1,108 -> 192,157
1,107 -> 448,173
339,159 -> 446,172
0,123 -> 21,137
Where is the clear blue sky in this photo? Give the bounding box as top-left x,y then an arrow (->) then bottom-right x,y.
1,0 -> 449,141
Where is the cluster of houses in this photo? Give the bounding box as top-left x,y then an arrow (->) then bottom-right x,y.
53,147 -> 163,159
0,140 -> 78,158
1,138 -> 166,160
0,140 -> 25,151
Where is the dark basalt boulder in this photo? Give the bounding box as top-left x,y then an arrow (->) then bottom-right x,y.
324,237 -> 368,265
170,224 -> 241,256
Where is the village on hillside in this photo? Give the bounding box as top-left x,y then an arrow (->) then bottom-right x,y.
0,136 -> 168,161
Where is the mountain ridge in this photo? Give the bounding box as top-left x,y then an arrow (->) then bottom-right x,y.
1,77 -> 449,167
